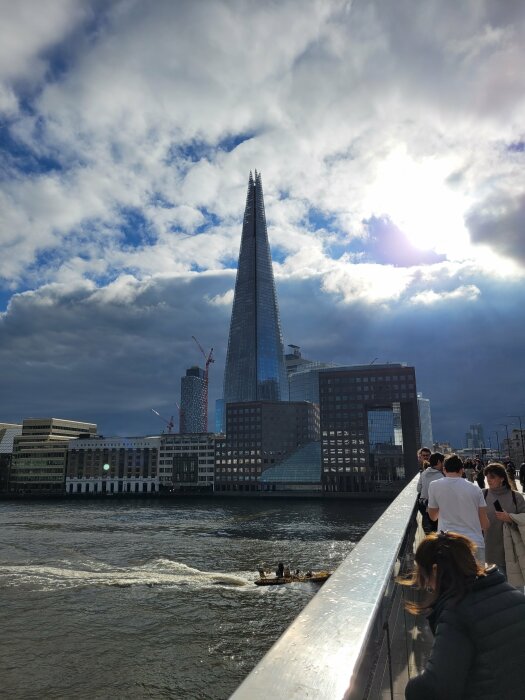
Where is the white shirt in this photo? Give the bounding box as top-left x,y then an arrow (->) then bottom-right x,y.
428,476 -> 486,547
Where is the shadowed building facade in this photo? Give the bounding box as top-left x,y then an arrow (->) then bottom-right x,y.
319,364 -> 420,494
214,400 -> 319,492
222,171 -> 289,408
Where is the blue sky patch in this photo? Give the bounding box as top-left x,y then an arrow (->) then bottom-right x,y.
306,207 -> 339,233
216,131 -> 258,153
0,288 -> 15,313
149,192 -> 174,209
0,120 -> 62,177
118,207 -> 157,247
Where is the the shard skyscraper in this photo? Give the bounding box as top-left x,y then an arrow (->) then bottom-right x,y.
222,171 -> 289,406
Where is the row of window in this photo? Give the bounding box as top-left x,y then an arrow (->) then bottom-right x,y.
159,450 -> 214,456
158,459 -> 214,465
323,375 -> 413,384
322,465 -> 368,472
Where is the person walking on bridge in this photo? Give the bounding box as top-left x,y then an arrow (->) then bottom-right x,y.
427,454 -> 489,563
418,452 -> 444,534
401,532 -> 525,700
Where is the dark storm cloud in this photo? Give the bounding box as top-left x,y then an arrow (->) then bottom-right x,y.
1,265 -> 524,446
467,193 -> 525,266
278,274 -> 525,447
0,274 -> 234,435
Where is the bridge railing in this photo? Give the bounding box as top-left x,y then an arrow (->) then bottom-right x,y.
231,476 -> 430,700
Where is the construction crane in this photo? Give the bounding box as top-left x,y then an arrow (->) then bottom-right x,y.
151,409 -> 174,434
191,336 -> 214,432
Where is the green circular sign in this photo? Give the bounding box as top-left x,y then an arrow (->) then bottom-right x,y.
103,463 -> 110,471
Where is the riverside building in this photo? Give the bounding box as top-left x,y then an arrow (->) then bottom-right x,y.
9,418 -> 97,495
214,400 -> 320,493
158,433 -> 217,492
319,364 -> 420,494
0,423 -> 23,493
66,436 -> 160,495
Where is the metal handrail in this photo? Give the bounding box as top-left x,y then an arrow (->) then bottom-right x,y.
231,476 -> 419,699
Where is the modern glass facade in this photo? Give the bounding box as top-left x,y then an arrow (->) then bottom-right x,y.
223,171 -> 289,406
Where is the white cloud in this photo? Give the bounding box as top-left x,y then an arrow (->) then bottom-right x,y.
0,0 -> 87,84
1,0 -> 525,292
411,285 -> 481,306
2,1 -> 525,442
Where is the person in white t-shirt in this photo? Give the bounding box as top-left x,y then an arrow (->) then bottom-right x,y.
427,454 -> 490,564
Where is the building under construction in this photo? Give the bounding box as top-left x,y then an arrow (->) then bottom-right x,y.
180,366 -> 207,433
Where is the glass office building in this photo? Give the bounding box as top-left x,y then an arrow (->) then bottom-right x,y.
223,171 -> 288,405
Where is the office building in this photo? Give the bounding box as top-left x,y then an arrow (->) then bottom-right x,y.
214,400 -> 319,492
222,171 -> 289,410
9,418 -> 97,494
158,433 -> 217,492
0,423 -> 23,493
465,424 -> 484,450
285,345 -> 314,375
66,436 -> 160,495
180,366 -> 206,433
417,393 -> 433,448
286,346 -> 337,404
319,364 -> 420,494
289,364 -> 339,404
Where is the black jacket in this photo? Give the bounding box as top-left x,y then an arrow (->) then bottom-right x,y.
405,567 -> 525,700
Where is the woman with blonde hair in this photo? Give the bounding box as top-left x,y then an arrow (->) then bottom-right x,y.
401,531 -> 525,699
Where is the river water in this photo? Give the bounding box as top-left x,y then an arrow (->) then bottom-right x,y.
0,497 -> 386,699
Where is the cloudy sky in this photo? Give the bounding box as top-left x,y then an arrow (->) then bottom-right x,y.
1,0 -> 524,448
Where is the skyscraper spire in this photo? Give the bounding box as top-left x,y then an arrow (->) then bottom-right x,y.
222,172 -> 289,404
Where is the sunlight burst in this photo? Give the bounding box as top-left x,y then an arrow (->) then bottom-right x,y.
367,148 -> 472,258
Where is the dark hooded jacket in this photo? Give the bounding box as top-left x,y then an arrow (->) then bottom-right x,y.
405,567 -> 525,700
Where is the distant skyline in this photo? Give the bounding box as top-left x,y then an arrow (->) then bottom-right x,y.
1,1 -> 525,447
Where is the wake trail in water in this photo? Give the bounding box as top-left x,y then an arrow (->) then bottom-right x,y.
0,558 -> 250,592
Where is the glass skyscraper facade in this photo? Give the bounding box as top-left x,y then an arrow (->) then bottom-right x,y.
222,171 -> 288,405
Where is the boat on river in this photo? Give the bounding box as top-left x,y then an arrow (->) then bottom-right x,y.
254,570 -> 332,586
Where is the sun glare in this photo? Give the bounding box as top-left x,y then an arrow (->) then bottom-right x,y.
367,148 -> 471,258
